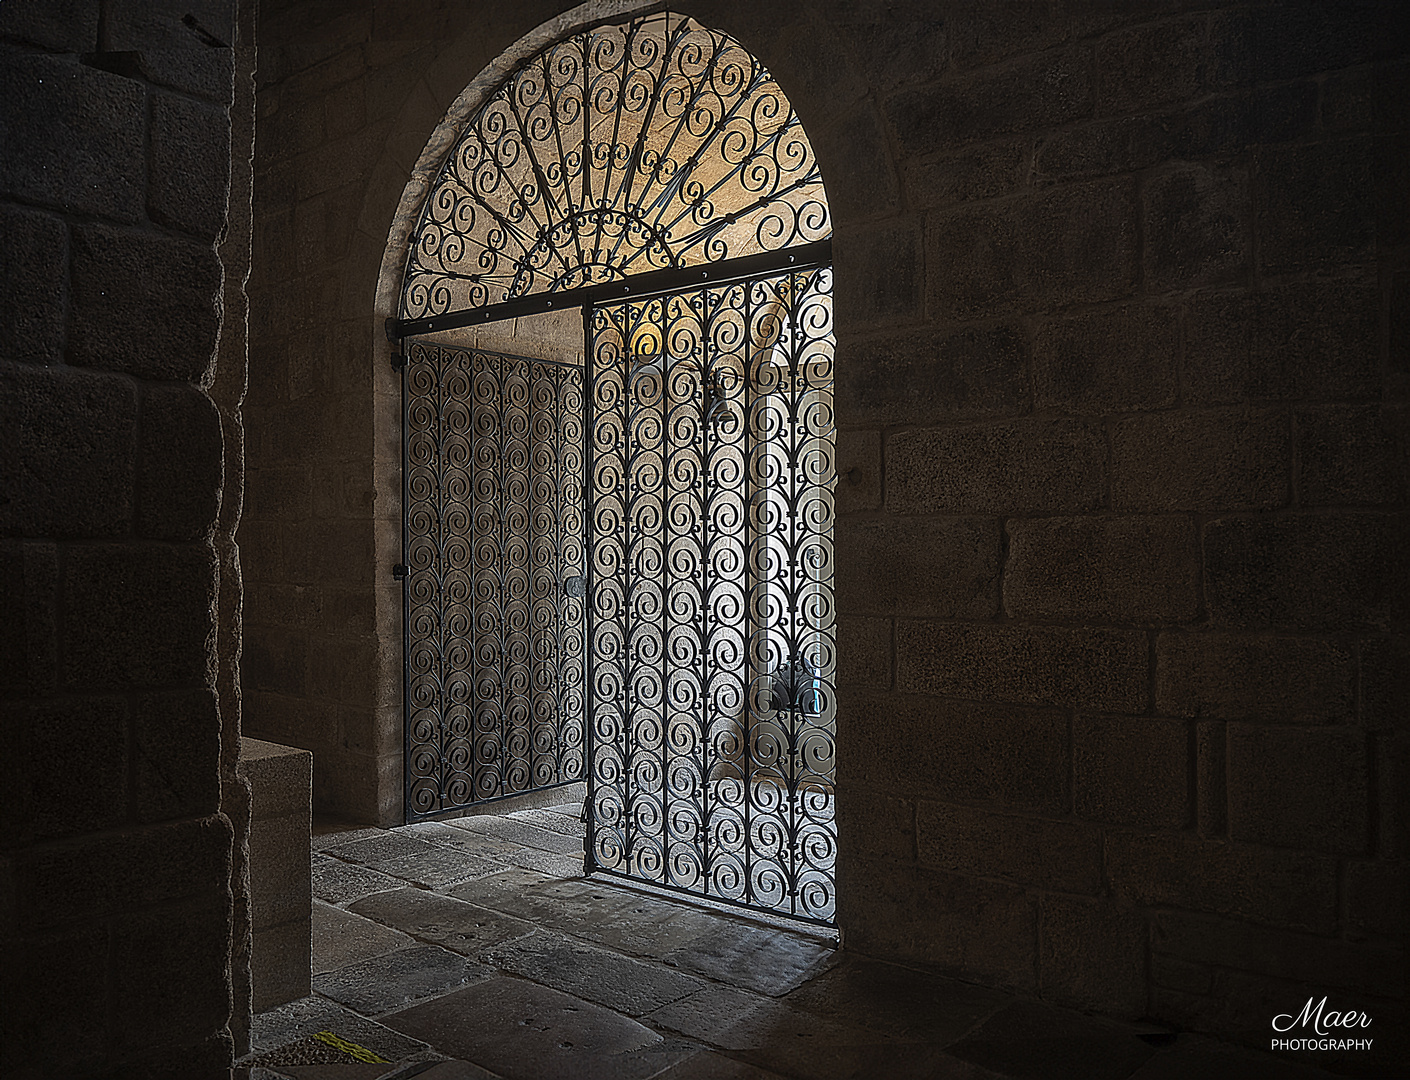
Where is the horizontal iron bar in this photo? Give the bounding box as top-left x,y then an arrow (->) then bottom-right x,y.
387,239 -> 832,342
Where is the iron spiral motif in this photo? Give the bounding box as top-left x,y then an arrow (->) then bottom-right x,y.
587,266 -> 837,923
401,10 -> 830,320
404,342 -> 586,819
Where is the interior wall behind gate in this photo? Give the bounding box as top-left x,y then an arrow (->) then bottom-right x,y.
248,0 -> 1407,1062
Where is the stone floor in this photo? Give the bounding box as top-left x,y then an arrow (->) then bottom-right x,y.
238,798 -> 1338,1080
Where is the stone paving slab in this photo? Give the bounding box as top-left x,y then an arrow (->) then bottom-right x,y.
485,929 -> 706,1016
312,826 -> 385,851
449,815 -> 586,856
781,955 -> 1010,1043
392,1062 -> 503,1080
367,847 -> 505,888
314,900 -> 417,975
502,846 -> 585,878
381,977 -> 694,1080
646,985 -> 775,1044
651,1052 -> 792,1079
505,808 -> 586,838
314,945 -> 492,1017
249,996 -> 431,1059
313,853 -> 406,905
944,1001 -> 1155,1080
661,923 -> 839,997
326,832 -> 450,867
404,821 -> 519,858
348,888 -> 536,958
446,867 -> 563,907
1126,1034 -> 1337,1079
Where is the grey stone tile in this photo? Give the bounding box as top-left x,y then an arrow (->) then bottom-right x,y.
782,955 -> 1012,1043
348,888 -> 536,958
1126,1033 -> 1337,1079
662,924 -> 839,997
372,847 -> 506,888
382,977 -> 693,1080
560,892 -> 721,960
249,995 -> 429,1059
313,899 -> 415,975
486,930 -> 705,1016
313,945 -> 491,1017
504,846 -> 585,878
946,1000 -> 1155,1080
392,1062 -> 503,1080
651,1053 -> 791,1079
506,808 -> 586,838
311,826 -> 385,852
451,815 -> 585,856
448,869 -> 593,915
405,820 -> 519,858
645,985 -> 774,1044
312,854 -> 404,905
326,831 -> 447,866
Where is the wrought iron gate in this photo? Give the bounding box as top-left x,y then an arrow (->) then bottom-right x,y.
584,264 -> 837,924
402,342 -> 586,820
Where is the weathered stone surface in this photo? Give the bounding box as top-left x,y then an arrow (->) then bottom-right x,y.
887,419 -> 1105,514
0,542 -> 57,698
1344,858 -> 1405,939
917,801 -> 1102,894
0,0 -> 99,52
947,1001 -> 1153,1080
811,105 -> 898,221
1141,163 -> 1249,291
837,516 -> 999,618
348,888 -> 534,958
150,90 -> 232,240
69,224 -> 223,380
1196,721 -> 1227,839
312,899 -> 413,975
833,219 -> 921,327
1075,716 -> 1189,829
0,49 -> 144,220
837,323 -> 1030,426
1156,633 -> 1354,723
1096,15 -> 1206,115
1004,516 -> 1199,624
453,815 -> 584,856
489,930 -> 704,1016
12,696 -> 128,843
1254,137 -> 1375,273
661,924 -> 836,998
250,994 -> 429,1058
248,809 -> 311,929
1359,635 -> 1409,734
1104,833 -> 1338,933
845,691 -> 1070,812
834,790 -> 913,864
1039,896 -> 1148,1018
1111,408 -> 1289,512
104,0 -> 235,101
1204,513 -> 1398,631
887,46 -> 1091,153
1393,270 -> 1410,374
1184,280 -> 1379,405
837,615 -> 890,690
901,139 -> 1028,211
1125,1032 -> 1349,1079
1297,405 -> 1404,506
63,543 -> 214,689
841,858 -> 1037,993
310,852 -> 402,905
1033,304 -> 1178,414
1210,1 -> 1383,87
1,363 -> 135,537
4,928 -> 112,1073
0,204 -> 67,364
927,179 -> 1137,319
138,385 -> 224,541
896,623 -> 1147,712
1226,723 -> 1368,855
312,944 -> 488,1016
134,690 -> 222,821
833,429 -> 880,514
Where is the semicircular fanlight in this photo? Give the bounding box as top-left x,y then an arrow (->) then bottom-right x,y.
400,11 -> 831,320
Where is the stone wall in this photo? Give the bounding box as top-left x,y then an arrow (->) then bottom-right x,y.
247,0 -> 1407,1065
0,0 -> 249,1074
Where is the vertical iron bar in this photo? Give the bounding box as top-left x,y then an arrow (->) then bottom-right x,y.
583,301 -> 599,874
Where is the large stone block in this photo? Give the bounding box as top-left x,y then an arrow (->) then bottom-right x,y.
834,789 -> 914,865
149,90 -> 232,241
1095,15 -> 1206,115
134,690 -> 222,822
69,224 -> 223,381
1104,832 -> 1339,933
0,0 -> 99,52
901,139 -> 1028,211
833,219 -> 922,328
1358,635 -> 1409,734
1344,858 -> 1405,940
1209,2 -> 1383,87
897,622 -> 1147,712
10,696 -> 128,844
0,541 -> 57,698
103,0 -> 235,102
1033,304 -> 1177,414
1004,516 -> 1199,624
1074,715 -> 1190,830
1196,720 -> 1226,838
63,543 -> 214,689
886,45 -> 1090,154
928,178 -> 1137,320
1111,408 -> 1289,512
833,429 -> 880,514
836,323 -> 1030,427
0,48 -> 143,220
1296,405 -> 1404,507
1226,723 -> 1368,855
3,928 -> 111,1074
242,627 -> 308,697
1156,632 -> 1355,723
811,105 -> 899,222
837,516 -> 999,618
843,690 -> 1069,813
1204,513 -> 1398,631
1184,279 -> 1379,405
887,419 -> 1105,514
837,615 -> 891,691
1141,162 -> 1249,291
839,858 -> 1038,994
1038,896 -> 1147,1018
0,204 -> 67,365
916,800 -> 1102,894
137,384 -> 224,541
1392,270 -> 1410,375
0,363 -> 135,537
1254,137 -> 1375,273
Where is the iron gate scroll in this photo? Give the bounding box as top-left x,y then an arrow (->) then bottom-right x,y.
585,265 -> 837,924
403,342 -> 586,819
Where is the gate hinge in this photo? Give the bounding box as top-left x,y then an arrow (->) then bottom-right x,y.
392,563 -> 408,580
390,351 -> 405,372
